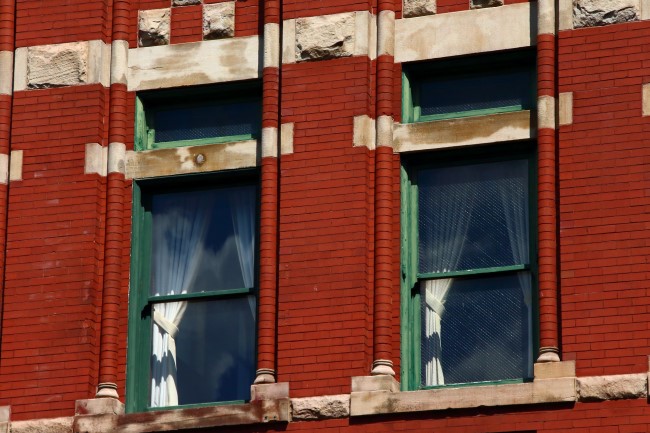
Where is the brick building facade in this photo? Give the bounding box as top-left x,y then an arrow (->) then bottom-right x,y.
1,0 -> 650,432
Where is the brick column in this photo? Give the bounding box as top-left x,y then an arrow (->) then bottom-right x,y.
371,0 -> 396,376
0,0 -> 14,342
255,0 -> 281,385
96,0 -> 130,398
536,0 -> 560,363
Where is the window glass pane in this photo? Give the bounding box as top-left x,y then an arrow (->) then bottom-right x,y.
153,100 -> 260,143
418,68 -> 533,117
150,184 -> 256,295
420,272 -> 532,386
418,159 -> 529,274
150,295 -> 256,406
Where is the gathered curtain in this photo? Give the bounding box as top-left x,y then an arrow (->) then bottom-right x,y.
422,178 -> 475,387
150,193 -> 212,407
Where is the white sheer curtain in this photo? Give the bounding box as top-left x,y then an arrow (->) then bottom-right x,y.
150,194 -> 211,408
422,181 -> 475,387
229,186 -> 256,316
498,161 -> 532,377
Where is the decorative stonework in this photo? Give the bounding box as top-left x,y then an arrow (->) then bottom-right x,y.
138,9 -> 170,47
403,0 -> 436,17
295,13 -> 355,61
471,0 -> 504,8
573,0 -> 639,27
291,395 -> 350,420
203,2 -> 235,40
27,42 -> 88,88
173,0 -> 201,5
577,373 -> 647,401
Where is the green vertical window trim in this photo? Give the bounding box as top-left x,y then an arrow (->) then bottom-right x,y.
400,143 -> 539,391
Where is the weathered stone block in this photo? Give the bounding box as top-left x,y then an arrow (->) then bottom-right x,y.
138,9 -> 170,47
203,2 -> 235,40
577,373 -> 647,401
403,0 -> 436,17
471,0 -> 504,8
295,13 -> 355,61
573,0 -> 639,28
173,0 -> 201,5
291,395 -> 350,420
27,42 -> 88,88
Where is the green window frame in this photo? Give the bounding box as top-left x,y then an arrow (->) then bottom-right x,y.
135,81 -> 262,151
401,50 -> 536,123
126,171 -> 259,413
400,143 -> 538,391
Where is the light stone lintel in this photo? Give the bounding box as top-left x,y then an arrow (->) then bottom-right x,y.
534,360 -> 576,379
88,40 -> 111,88
126,140 -> 258,179
111,40 -> 129,85
643,0 -> 650,20
394,111 -> 533,153
128,37 -> 260,91
353,115 -> 376,150
558,0 -> 573,30
85,143 -> 108,176
538,0 -> 556,35
377,10 -> 395,57
0,153 -> 7,185
12,48 -> 27,92
282,19 -> 296,64
354,11 -> 375,58
281,123 -> 294,155
559,92 -> 573,125
108,142 -> 126,174
395,3 -> 534,63
262,127 -> 278,158
643,84 -> 650,117
538,95 -> 556,130
350,378 -> 576,417
376,115 -> 393,148
264,23 -> 280,69
9,150 -> 22,182
0,51 -> 14,95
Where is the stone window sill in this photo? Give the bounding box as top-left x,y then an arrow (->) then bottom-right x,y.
73,399 -> 290,433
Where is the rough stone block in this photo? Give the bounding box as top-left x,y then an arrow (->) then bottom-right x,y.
577,373 -> 647,401
11,417 -> 73,433
471,0 -> 504,8
291,395 -> 350,420
573,0 -> 639,27
295,13 -> 355,61
203,2 -> 235,40
403,0 -> 436,17
173,0 -> 201,5
26,42 -> 88,88
138,9 -> 170,47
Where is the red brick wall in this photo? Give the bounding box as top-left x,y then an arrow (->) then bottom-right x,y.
277,56 -> 376,396
0,85 -> 109,419
558,20 -> 650,377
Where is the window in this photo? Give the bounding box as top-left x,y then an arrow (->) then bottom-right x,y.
135,82 -> 261,150
402,50 -> 535,123
401,146 -> 536,389
127,175 -> 258,412
127,83 -> 261,412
